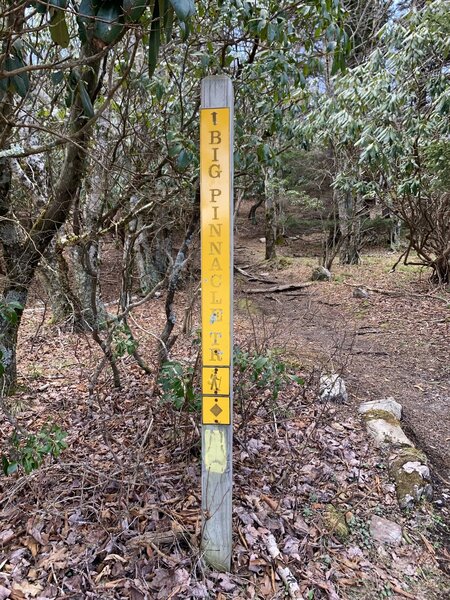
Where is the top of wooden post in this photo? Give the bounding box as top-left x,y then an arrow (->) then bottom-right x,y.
201,76 -> 234,109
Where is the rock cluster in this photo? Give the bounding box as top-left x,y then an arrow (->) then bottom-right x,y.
359,398 -> 432,509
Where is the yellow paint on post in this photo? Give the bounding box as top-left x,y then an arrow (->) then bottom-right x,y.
202,395 -> 230,425
202,366 -> 230,396
200,107 -> 232,425
204,429 -> 227,474
200,75 -> 233,574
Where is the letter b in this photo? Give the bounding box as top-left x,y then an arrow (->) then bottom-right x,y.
210,131 -> 222,144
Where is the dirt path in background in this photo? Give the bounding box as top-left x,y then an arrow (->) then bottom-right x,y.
234,216 -> 450,487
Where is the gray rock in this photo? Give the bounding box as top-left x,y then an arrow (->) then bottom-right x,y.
365,418 -> 413,448
353,287 -> 369,299
370,515 -> 403,546
402,461 -> 430,479
319,374 -> 348,404
311,266 -> 332,281
359,401 -> 433,510
390,448 -> 433,509
359,398 -> 402,421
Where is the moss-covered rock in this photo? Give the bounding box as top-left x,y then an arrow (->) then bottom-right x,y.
359,397 -> 402,420
362,409 -> 401,426
323,506 -> 349,540
389,448 -> 432,509
364,416 -> 413,447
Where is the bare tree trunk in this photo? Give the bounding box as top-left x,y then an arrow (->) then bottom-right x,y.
0,157 -> 29,392
248,195 -> 264,224
322,204 -> 342,270
430,253 -> 450,285
0,45 -> 101,392
134,226 -> 172,294
132,197 -> 172,295
338,188 -> 362,265
71,117 -> 110,329
157,188 -> 200,369
390,217 -> 401,252
264,167 -> 277,260
38,243 -> 81,325
72,240 -> 108,329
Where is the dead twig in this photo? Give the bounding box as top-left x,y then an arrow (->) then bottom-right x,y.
235,265 -> 278,284
127,527 -> 184,548
342,282 -> 449,303
244,282 -> 314,294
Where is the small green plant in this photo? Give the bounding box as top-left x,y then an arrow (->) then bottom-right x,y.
2,423 -> 67,475
234,347 -> 304,403
347,515 -> 373,549
233,346 -> 304,434
27,363 -> 44,380
0,300 -> 22,323
159,360 -> 200,413
112,323 -> 138,358
379,582 -> 394,598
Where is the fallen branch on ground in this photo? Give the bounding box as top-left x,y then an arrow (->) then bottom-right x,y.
127,526 -> 184,548
235,265 -> 278,284
343,282 -> 449,303
265,534 -> 303,599
244,282 -> 314,294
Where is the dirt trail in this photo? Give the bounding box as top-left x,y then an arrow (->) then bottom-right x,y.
234,222 -> 450,486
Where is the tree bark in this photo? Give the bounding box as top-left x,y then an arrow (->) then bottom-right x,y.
0,46 -> 102,391
157,187 -> 200,368
38,243 -> 81,326
338,187 -> 362,265
390,217 -> 401,252
70,116 -> 111,329
134,225 -> 172,294
264,167 -> 277,260
322,207 -> 342,271
430,253 -> 450,285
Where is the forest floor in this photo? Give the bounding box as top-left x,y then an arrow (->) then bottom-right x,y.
0,205 -> 449,599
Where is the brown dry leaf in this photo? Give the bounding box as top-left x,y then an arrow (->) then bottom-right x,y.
419,533 -> 436,556
261,494 -> 278,511
37,546 -> 68,570
248,554 -> 267,572
102,579 -> 127,589
22,538 -> 39,559
0,585 -> 11,600
0,530 -> 15,545
338,577 -> 363,585
104,553 -> 127,564
10,581 -> 43,599
25,518 -> 47,546
217,573 -> 236,592
258,573 -> 274,597
94,564 -> 111,583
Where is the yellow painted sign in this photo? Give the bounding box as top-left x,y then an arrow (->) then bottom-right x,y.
202,366 -> 230,396
202,395 -> 231,426
200,107 -> 232,425
204,429 -> 227,473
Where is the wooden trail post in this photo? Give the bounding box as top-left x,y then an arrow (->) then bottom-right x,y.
200,76 -> 234,571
